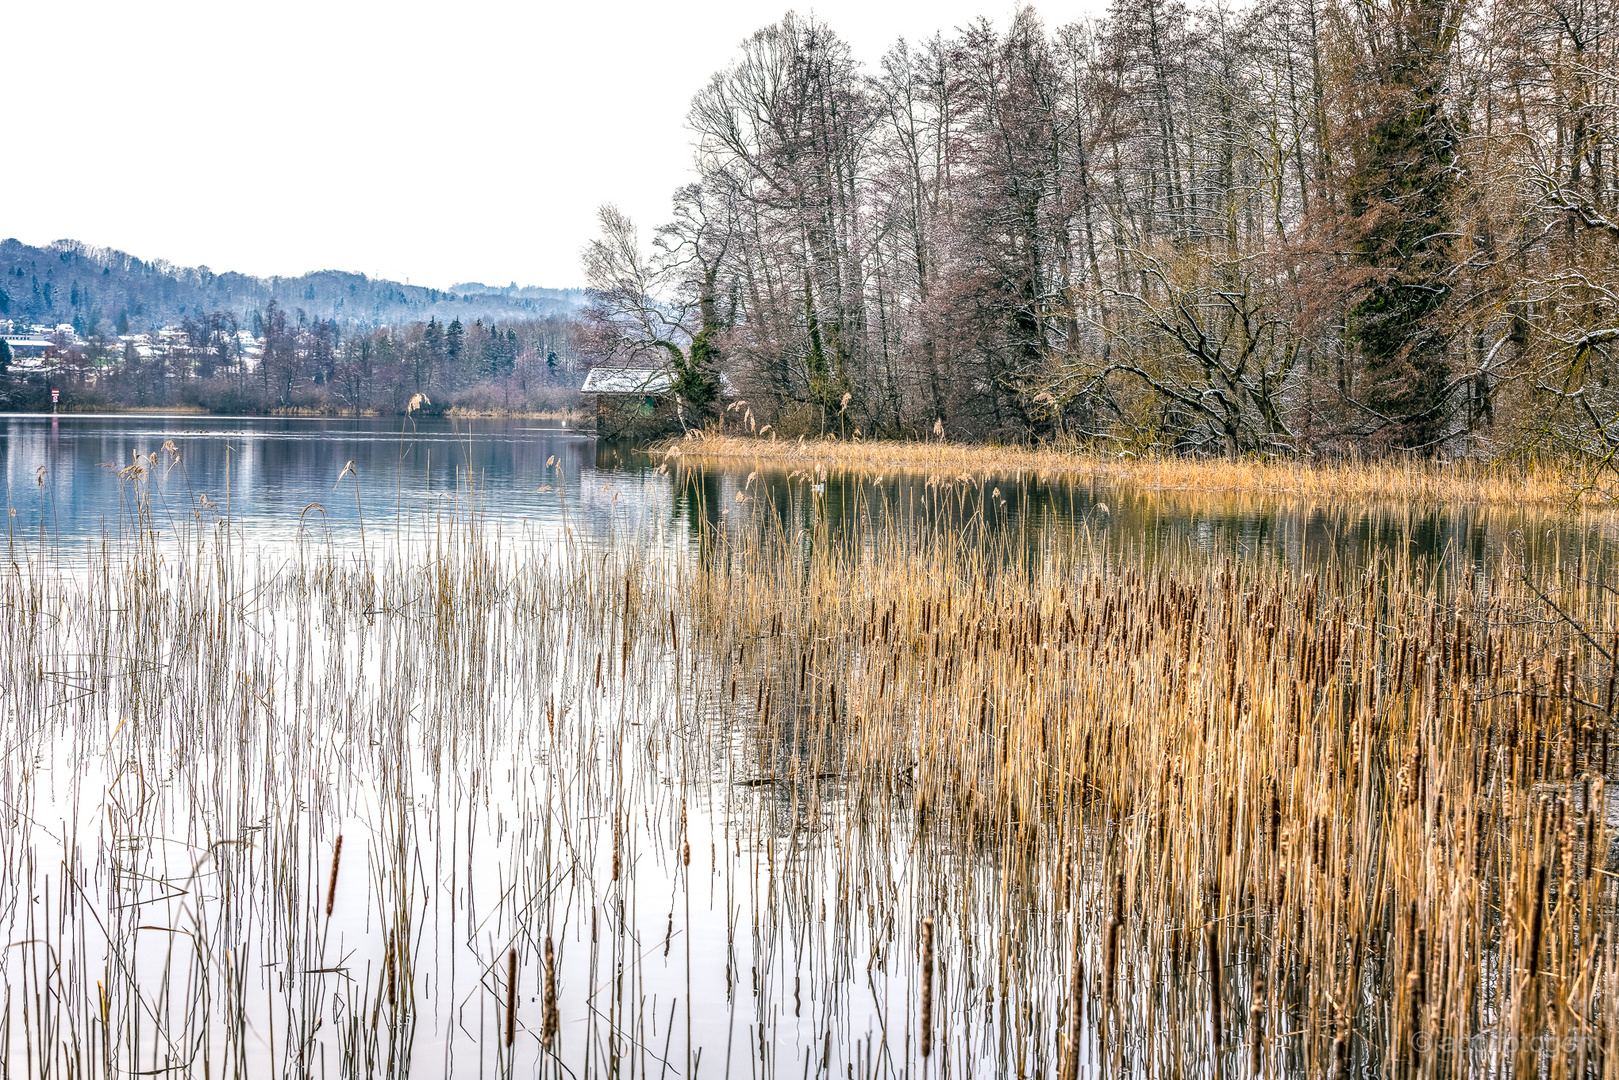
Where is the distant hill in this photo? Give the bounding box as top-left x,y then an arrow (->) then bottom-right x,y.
0,238 -> 584,335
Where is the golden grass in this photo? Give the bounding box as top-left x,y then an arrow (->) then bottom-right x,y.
64,403 -> 211,415
668,432 -> 1614,509
5,451 -> 1616,1076
691,491 -> 1619,1075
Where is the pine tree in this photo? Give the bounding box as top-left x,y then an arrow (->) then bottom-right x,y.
446,318 -> 464,365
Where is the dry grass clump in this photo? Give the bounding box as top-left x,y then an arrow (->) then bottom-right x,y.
667,432 -> 1613,508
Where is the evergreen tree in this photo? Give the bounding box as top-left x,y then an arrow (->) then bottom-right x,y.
674,327 -> 719,409
446,318 -> 464,365
482,325 -> 516,380
422,317 -> 445,390
1343,1 -> 1461,451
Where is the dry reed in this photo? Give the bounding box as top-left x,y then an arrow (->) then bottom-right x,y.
0,445 -> 1615,1078
667,431 -> 1616,509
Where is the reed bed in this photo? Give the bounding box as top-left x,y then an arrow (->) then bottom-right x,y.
669,432 -> 1617,509
693,479 -> 1619,1076
0,451 -> 1615,1078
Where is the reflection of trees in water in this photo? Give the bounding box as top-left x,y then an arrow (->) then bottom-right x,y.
672,467 -> 723,548
10,417 -> 606,536
676,463 -> 1619,583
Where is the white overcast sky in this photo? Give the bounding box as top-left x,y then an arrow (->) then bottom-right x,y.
5,0 -> 1104,290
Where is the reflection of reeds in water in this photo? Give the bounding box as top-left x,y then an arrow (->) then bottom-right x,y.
693,483 -> 1619,1075
0,449 -> 1616,1078
669,432 -> 1619,509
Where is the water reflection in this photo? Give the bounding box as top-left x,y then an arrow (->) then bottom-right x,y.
4,414 -> 1619,1077
3,413 -> 1616,579
700,462 -> 1619,586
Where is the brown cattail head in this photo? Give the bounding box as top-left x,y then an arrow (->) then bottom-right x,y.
543,937 -> 559,1046
1526,864 -> 1547,987
385,929 -> 397,1008
324,835 -> 343,918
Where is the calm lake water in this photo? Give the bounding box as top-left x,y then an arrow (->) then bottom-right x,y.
6,413 -> 1617,577
3,413 -> 1617,1078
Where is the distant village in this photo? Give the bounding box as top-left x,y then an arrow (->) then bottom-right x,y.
0,317 -> 263,373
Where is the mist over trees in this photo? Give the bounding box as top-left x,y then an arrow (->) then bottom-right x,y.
0,239 -> 586,414
0,238 -> 583,337
586,0 -> 1619,463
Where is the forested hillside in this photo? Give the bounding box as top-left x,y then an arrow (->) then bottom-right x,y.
585,0 -> 1619,465
0,308 -> 581,417
0,238 -> 583,334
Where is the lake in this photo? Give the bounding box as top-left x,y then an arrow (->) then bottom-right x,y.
6,414 -> 1616,575
2,414 -> 1617,1078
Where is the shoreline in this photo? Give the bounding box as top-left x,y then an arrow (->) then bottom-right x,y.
2,406 -> 582,422
661,433 -> 1614,510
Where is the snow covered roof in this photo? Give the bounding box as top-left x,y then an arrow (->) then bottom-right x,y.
581,367 -> 672,394
581,367 -> 738,396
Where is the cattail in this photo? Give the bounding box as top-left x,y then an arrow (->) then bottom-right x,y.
1606,643 -> 1618,719
1408,919 -> 1425,1049
385,929 -> 397,1008
1526,864 -> 1547,987
1205,921 -> 1223,1051
1269,783 -> 1281,853
505,947 -> 517,1047
919,917 -> 934,1057
324,835 -> 343,918
543,937 -> 559,1046
1250,976 -> 1265,1075
612,823 -> 621,881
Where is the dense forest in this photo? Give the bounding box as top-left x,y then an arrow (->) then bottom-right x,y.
0,238 -> 583,335
585,0 -> 1619,463
231,309 -> 581,416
